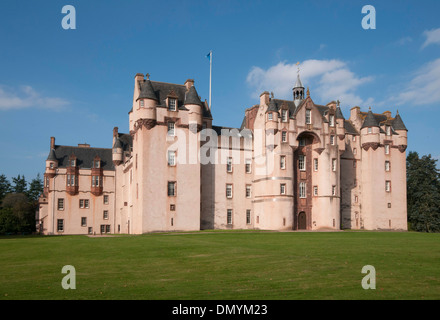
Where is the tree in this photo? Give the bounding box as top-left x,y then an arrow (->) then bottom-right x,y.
407,151 -> 440,233
27,173 -> 44,202
0,174 -> 12,204
12,175 -> 27,194
1,193 -> 35,233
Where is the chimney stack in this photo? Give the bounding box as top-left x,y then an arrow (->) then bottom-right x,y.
50,137 -> 55,150
185,79 -> 195,90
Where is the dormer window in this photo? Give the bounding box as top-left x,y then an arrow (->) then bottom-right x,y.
306,109 -> 312,124
386,125 -> 391,136
70,159 -> 76,167
282,109 -> 288,122
168,98 -> 177,111
94,160 -> 100,168
329,114 -> 335,127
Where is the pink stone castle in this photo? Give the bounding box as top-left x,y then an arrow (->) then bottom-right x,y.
38,72 -> 408,234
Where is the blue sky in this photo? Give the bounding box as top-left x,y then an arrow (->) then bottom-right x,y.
1,0 -> 440,181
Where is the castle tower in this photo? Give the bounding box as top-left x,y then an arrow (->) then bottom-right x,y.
293,68 -> 305,107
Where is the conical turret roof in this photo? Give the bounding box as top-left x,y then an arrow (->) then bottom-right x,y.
46,148 -> 57,161
361,109 -> 380,129
137,79 -> 158,101
392,111 -> 407,131
294,73 -> 304,89
335,106 -> 345,119
184,85 -> 203,106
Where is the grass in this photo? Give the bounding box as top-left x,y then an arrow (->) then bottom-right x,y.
0,230 -> 439,300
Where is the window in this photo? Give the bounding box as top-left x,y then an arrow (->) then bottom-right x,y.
79,199 -> 89,209
167,122 -> 175,136
227,209 -> 233,225
88,227 -> 93,234
282,109 -> 288,122
70,159 -> 76,167
168,151 -> 176,166
332,185 -> 336,196
330,135 -> 335,145
280,184 -> 286,195
305,109 -> 311,124
57,198 -> 64,210
386,125 -> 391,136
281,131 -> 287,143
313,186 -> 318,196
314,158 -> 318,171
45,177 -> 50,188
268,113 -> 273,121
385,144 -> 390,155
280,155 -> 286,170
50,163 -> 54,169
94,160 -> 100,168
226,184 -> 233,198
168,181 -> 176,196
368,127 -> 372,134
67,174 -> 75,187
355,195 -> 359,203
385,180 -> 391,192
57,219 -> 64,232
226,157 -> 233,173
353,148 -> 357,155
100,225 -> 110,234
246,210 -> 251,224
168,98 -> 177,111
92,176 -> 101,187
140,100 -> 144,107
245,159 -> 252,173
352,136 -> 356,142
299,138 -> 306,146
170,204 -> 175,211
332,159 -> 337,172
329,114 -> 335,127
353,160 -> 356,168
299,155 -> 306,171
103,210 -> 109,220
299,182 -> 306,198
385,161 -> 390,172
103,195 -> 109,205
81,217 -> 87,227
246,185 -> 251,198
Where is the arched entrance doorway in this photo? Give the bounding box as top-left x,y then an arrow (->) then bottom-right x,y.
298,212 -> 307,230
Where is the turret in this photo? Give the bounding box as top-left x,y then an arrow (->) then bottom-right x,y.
360,108 -> 380,149
265,98 -> 279,133
112,138 -> 123,166
392,110 -> 408,149
335,103 -> 346,152
184,84 -> 203,132
45,137 -> 58,178
293,73 -> 305,107
133,73 -> 158,128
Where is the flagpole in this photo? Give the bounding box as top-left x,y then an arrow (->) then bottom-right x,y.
209,50 -> 212,110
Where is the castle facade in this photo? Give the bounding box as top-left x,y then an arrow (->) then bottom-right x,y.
38,72 -> 408,234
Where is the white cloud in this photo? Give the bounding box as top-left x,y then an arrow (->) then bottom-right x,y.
0,85 -> 69,111
388,57 -> 440,106
246,59 -> 373,107
421,28 -> 440,49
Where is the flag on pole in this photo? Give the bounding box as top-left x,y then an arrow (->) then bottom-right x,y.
207,50 -> 212,110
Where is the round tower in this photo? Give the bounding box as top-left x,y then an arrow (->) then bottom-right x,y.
112,138 -> 123,166
133,73 -> 158,129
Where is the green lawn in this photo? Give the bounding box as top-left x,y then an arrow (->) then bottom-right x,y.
0,230 -> 439,300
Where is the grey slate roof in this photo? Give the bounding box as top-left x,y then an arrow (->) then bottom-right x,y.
137,79 -> 158,101
392,112 -> 407,131
48,145 -> 115,171
135,80 -> 212,119
117,133 -> 133,152
335,107 -> 345,119
47,148 -> 57,161
269,99 -> 296,118
294,74 -> 304,88
184,85 -> 203,106
361,110 -> 380,128
266,99 -> 279,113
344,120 -> 359,135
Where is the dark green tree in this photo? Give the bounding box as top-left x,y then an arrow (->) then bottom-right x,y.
407,151 -> 440,232
1,193 -> 34,233
27,173 -> 44,202
12,175 -> 27,194
0,174 -> 12,204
